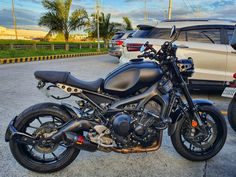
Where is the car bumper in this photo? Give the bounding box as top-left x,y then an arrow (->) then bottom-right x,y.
109,51 -> 122,58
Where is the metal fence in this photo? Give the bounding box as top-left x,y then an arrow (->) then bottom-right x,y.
0,43 -> 105,50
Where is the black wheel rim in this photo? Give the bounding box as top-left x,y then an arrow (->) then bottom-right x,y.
180,110 -> 223,156
17,115 -> 72,164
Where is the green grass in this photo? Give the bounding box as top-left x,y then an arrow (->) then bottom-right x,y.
0,40 -> 103,45
0,48 -> 108,59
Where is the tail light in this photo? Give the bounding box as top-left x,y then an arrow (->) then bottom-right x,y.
126,43 -> 143,52
116,40 -> 124,46
233,73 -> 236,79
229,73 -> 236,87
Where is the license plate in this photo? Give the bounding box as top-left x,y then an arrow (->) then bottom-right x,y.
221,87 -> 236,98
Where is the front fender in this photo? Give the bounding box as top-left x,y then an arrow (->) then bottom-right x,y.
192,99 -> 214,106
168,99 -> 214,136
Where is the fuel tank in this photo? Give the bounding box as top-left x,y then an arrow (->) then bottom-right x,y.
103,59 -> 163,96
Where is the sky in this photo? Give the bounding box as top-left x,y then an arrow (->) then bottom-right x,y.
0,0 -> 235,31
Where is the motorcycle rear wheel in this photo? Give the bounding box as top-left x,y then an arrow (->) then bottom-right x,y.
9,103 -> 80,173
171,105 -> 227,161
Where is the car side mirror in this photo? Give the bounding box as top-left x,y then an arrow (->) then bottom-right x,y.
230,26 -> 236,50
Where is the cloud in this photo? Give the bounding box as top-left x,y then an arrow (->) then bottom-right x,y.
0,8 -> 40,28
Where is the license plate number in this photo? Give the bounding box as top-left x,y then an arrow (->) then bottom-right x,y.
221,87 -> 236,98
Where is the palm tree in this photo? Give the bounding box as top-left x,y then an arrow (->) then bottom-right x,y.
39,0 -> 89,42
123,17 -> 133,30
89,12 -> 122,48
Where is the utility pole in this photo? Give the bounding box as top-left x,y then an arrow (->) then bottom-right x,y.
12,0 -> 18,40
144,0 -> 147,24
96,0 -> 101,52
168,0 -> 172,20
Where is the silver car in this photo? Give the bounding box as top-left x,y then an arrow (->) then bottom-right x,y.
120,19 -> 236,90
109,30 -> 135,59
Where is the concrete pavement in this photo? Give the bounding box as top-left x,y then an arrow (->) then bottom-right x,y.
0,55 -> 235,177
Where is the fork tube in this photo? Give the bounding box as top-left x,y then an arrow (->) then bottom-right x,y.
171,61 -> 204,126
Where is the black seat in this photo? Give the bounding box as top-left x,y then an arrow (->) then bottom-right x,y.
34,71 -> 103,92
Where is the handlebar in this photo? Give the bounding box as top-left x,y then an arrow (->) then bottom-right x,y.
137,52 -> 158,60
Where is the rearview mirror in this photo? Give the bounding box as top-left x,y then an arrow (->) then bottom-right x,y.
140,45 -> 146,53
230,26 -> 236,50
170,25 -> 176,38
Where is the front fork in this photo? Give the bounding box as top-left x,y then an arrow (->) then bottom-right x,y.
171,61 -> 205,127
180,83 -> 205,126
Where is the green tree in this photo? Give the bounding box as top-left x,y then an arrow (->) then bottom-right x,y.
123,16 -> 133,30
89,12 -> 122,47
39,0 -> 89,42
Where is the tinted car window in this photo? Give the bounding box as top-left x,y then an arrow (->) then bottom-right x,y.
112,33 -> 125,40
177,31 -> 187,41
127,32 -> 134,38
227,29 -> 234,43
132,29 -> 152,38
186,29 -> 221,44
148,28 -> 170,39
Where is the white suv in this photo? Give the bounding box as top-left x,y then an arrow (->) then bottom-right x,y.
120,19 -> 236,90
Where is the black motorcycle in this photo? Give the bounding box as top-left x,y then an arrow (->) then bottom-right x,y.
5,26 -> 227,173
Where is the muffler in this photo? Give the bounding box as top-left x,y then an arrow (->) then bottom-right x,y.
63,132 -> 98,152
51,119 -> 95,142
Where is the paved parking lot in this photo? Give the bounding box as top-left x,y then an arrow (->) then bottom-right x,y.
0,55 -> 235,177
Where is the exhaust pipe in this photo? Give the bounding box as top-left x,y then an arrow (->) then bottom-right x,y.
51,119 -> 95,142
63,132 -> 98,152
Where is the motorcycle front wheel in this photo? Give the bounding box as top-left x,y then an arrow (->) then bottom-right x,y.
171,105 -> 227,161
9,103 -> 80,173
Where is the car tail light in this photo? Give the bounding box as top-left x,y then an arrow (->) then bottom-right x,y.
229,73 -> 236,87
116,40 -> 124,46
233,73 -> 236,79
126,43 -> 143,52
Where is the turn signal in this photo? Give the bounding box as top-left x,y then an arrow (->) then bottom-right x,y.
191,120 -> 198,128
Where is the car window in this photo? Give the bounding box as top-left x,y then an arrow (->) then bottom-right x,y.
177,31 -> 187,41
186,29 -> 221,44
227,29 -> 234,43
132,29 -> 152,38
127,32 -> 134,38
147,28 -> 170,39
112,33 -> 125,40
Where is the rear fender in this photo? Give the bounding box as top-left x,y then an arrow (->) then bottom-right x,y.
5,102 -> 81,142
168,99 -> 214,136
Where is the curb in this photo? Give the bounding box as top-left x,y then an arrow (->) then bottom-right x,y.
0,51 -> 108,65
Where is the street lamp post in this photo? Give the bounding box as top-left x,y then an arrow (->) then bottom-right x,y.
96,0 -> 101,52
12,0 -> 18,40
168,0 -> 172,20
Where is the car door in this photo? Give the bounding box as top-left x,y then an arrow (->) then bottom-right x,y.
175,26 -> 227,83
225,27 -> 236,82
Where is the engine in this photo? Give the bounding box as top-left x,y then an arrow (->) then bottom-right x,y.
111,111 -> 161,148
87,101 -> 162,149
